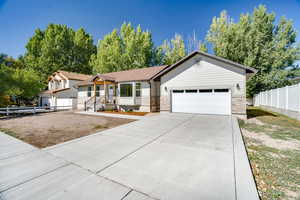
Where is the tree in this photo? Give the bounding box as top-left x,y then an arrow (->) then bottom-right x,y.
91,22 -> 156,74
159,33 -> 186,65
0,53 -> 8,65
24,24 -> 96,79
10,68 -> 44,104
0,64 -> 14,106
187,31 -> 208,53
206,5 -> 299,97
0,56 -> 44,106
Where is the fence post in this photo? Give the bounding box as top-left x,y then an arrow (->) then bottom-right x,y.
285,86 -> 289,110
6,106 -> 9,116
298,83 -> 300,113
270,90 -> 273,107
33,106 -> 36,114
276,88 -> 280,108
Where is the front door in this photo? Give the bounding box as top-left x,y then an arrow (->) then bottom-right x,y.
108,85 -> 114,103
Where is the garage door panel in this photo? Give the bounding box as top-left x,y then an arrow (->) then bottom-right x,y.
56,98 -> 73,109
172,90 -> 231,115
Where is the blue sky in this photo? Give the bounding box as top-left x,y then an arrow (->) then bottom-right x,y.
1,0 -> 300,58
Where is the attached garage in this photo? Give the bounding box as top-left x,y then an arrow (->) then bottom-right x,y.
153,51 -> 257,117
171,88 -> 231,115
56,98 -> 74,109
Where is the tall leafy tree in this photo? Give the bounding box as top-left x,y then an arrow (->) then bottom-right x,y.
0,56 -> 43,106
24,24 -> 96,78
91,22 -> 155,74
159,33 -> 186,65
0,64 -> 14,106
186,31 -> 208,53
206,5 -> 299,97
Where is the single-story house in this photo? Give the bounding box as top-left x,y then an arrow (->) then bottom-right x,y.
39,70 -> 92,109
40,51 -> 256,117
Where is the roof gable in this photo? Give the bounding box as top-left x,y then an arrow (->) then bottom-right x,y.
153,51 -> 257,80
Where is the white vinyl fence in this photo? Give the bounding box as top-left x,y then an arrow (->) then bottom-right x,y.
254,83 -> 300,119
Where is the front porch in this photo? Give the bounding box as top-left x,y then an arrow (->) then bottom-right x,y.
84,75 -> 117,112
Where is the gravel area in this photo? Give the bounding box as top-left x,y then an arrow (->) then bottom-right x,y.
0,111 -> 135,148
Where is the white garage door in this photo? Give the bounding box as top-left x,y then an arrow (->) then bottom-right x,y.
56,98 -> 73,109
172,89 -> 231,115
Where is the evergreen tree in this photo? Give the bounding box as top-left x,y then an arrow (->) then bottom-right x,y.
206,5 -> 299,97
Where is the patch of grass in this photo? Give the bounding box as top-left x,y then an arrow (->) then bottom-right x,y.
0,127 -> 18,138
93,124 -> 108,130
269,129 -> 300,141
245,142 -> 300,200
247,106 -> 277,119
238,118 -> 246,128
239,119 -> 272,133
246,107 -> 300,141
249,107 -> 300,130
242,107 -> 300,199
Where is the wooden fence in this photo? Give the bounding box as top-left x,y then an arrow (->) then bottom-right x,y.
0,106 -> 72,117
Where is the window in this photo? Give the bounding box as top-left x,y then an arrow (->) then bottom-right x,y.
136,83 -> 141,97
185,89 -> 197,93
214,89 -> 229,93
87,86 -> 92,97
199,89 -> 212,93
173,90 -> 184,93
95,85 -> 100,97
120,84 -> 133,97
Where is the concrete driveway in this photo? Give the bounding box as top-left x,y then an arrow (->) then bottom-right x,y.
0,113 -> 258,200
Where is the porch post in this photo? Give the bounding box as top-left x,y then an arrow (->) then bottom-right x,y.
93,82 -> 96,112
104,81 -> 107,104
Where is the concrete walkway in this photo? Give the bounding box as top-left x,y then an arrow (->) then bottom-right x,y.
0,113 -> 259,200
76,111 -> 144,120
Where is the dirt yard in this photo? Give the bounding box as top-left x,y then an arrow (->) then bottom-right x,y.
239,107 -> 300,200
0,111 -> 135,148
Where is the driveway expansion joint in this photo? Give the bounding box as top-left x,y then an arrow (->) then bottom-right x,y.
95,115 -> 195,174
231,117 -> 238,200
0,163 -> 71,193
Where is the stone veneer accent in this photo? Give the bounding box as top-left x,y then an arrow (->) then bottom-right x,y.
150,96 -> 160,112
231,97 -> 246,115
160,95 -> 170,112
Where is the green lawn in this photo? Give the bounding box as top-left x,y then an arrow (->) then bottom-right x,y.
239,107 -> 300,200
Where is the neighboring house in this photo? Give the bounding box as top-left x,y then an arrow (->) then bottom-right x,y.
39,70 -> 92,109
41,51 -> 256,117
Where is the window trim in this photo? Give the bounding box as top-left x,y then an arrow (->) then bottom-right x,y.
95,85 -> 100,97
135,83 -> 141,97
120,83 -> 133,97
87,86 -> 92,97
